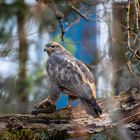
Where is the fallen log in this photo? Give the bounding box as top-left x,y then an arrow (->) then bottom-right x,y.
0,88 -> 140,140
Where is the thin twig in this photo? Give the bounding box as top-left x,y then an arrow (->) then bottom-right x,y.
56,16 -> 65,42
127,61 -> 133,73
127,1 -> 131,48
49,0 -> 65,42
116,111 -> 140,126
65,18 -> 80,32
129,48 -> 140,60
134,0 -> 139,33
68,3 -> 89,21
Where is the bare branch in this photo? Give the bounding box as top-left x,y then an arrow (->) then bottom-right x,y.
127,61 -> 133,73
68,3 -> 89,21
127,1 -> 131,48
134,0 -> 139,32
37,0 -> 65,42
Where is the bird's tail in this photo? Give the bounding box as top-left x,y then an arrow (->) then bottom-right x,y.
80,97 -> 102,118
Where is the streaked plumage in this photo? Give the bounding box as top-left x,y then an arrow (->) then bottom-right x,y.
44,42 -> 102,117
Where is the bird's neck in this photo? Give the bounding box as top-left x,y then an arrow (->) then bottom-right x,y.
49,50 -> 71,57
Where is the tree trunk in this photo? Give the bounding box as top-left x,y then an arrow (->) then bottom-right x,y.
16,0 -> 28,113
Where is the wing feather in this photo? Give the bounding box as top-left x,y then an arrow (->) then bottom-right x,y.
76,60 -> 95,83
47,52 -> 96,99
75,60 -> 96,98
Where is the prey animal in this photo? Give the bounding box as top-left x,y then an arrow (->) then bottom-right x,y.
33,42 -> 102,118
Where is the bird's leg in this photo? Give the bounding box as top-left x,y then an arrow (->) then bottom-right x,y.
62,94 -> 78,110
66,96 -> 71,109
32,98 -> 56,115
31,85 -> 62,115
33,98 -> 51,109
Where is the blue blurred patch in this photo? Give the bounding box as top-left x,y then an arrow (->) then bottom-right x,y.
56,94 -> 81,109
56,94 -> 68,109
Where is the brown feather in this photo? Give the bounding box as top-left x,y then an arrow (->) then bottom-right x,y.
69,95 -> 77,101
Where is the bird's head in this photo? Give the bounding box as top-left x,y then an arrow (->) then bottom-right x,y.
44,42 -> 65,56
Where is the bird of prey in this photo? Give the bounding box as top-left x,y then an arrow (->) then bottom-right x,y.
42,42 -> 102,117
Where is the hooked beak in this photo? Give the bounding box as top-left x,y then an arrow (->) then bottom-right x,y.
44,47 -> 47,52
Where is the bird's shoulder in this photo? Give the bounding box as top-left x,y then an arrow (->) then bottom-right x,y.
48,51 -> 72,63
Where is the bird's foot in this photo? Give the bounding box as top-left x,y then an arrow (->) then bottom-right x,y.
31,104 -> 56,115
62,105 -> 71,110
66,104 -> 71,109
33,99 -> 52,109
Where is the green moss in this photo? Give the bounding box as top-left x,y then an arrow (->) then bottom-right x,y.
0,128 -> 47,140
0,128 -> 68,140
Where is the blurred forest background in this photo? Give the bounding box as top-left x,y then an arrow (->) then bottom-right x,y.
0,0 -> 140,113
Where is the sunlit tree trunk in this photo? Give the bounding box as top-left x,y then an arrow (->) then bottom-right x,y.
16,0 -> 28,113
112,1 -> 140,92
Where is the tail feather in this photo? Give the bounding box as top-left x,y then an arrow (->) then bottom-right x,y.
80,97 -> 102,118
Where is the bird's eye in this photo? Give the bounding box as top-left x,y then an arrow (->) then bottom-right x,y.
50,45 -> 55,48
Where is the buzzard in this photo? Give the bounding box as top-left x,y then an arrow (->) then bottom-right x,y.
41,42 -> 102,118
